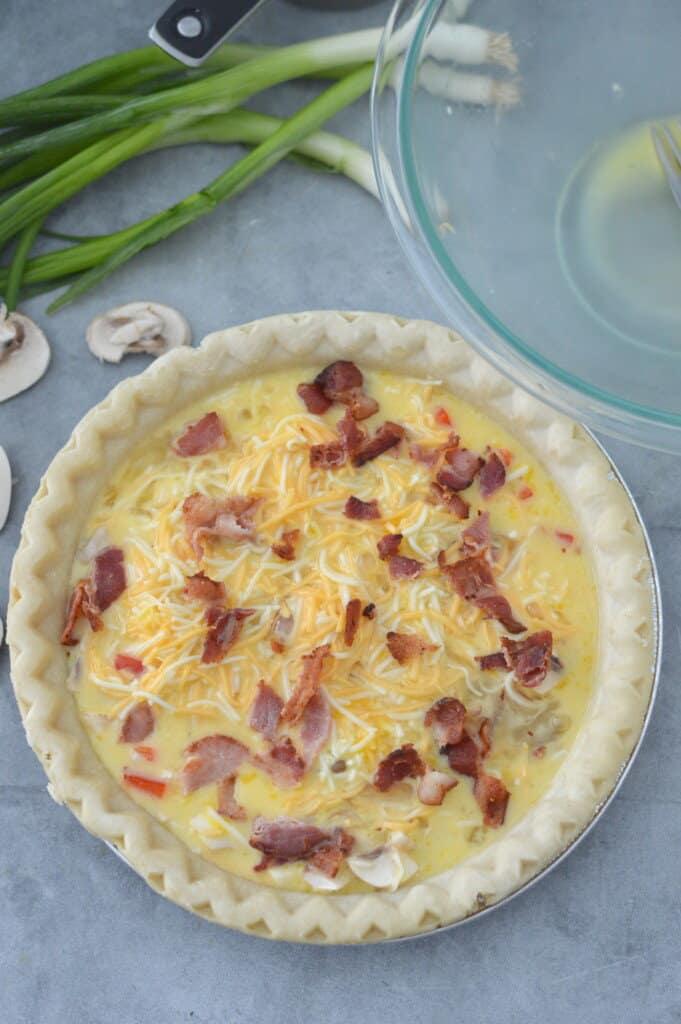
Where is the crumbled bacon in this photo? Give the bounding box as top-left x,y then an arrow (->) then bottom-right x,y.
374,743 -> 425,791
478,719 -> 492,758
182,493 -> 259,559
344,496 -> 381,520
309,439 -> 346,469
477,651 -> 508,671
388,555 -> 424,580
417,769 -> 458,806
307,843 -> 347,878
297,381 -> 332,415
249,680 -> 283,740
429,483 -> 470,519
119,701 -> 155,744
473,773 -> 510,827
114,653 -> 145,675
313,361 -> 378,421
424,697 -> 466,747
377,533 -> 402,560
270,604 -> 294,654
172,411 -> 228,457
352,422 -> 405,467
460,510 -> 490,556
409,443 -> 440,468
386,631 -> 437,664
202,606 -> 255,664
436,448 -> 484,492
501,631 -> 553,687
281,643 -> 332,725
479,452 -> 506,499
363,603 -> 377,619
217,776 -> 246,820
91,547 -> 126,612
254,738 -> 305,788
300,691 -> 332,767
440,555 -> 525,634
61,579 -> 102,645
444,733 -> 481,778
337,408 -> 365,456
181,734 -> 249,793
183,571 -> 226,604
272,528 -> 300,562
344,598 -> 362,647
249,816 -> 353,873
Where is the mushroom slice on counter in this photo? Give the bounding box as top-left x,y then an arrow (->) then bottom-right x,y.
86,302 -> 192,363
0,305 -> 50,403
0,445 -> 11,532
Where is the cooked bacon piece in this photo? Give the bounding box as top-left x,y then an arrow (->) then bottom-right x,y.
119,700 -> 155,744
441,555 -> 525,634
473,773 -> 510,827
477,651 -> 508,671
429,483 -> 470,520
388,554 -> 424,580
307,844 -> 347,879
281,643 -> 332,725
352,421 -> 405,467
297,381 -> 332,415
313,361 -> 378,421
424,697 -> 466,747
386,631 -> 437,664
445,733 -> 481,778
182,493 -> 259,558
300,691 -> 332,767
91,546 -> 126,612
478,719 -> 492,758
309,439 -> 346,470
374,743 -> 425,791
61,579 -> 101,645
270,604 -> 294,654
254,737 -> 306,789
363,603 -> 377,619
217,776 -> 246,820
249,816 -> 353,873
437,448 -> 484,492
181,735 -> 249,793
409,443 -> 439,468
461,510 -> 490,556
249,680 -> 283,740
272,529 -> 300,562
377,533 -> 402,560
172,411 -> 228,457
344,598 -> 362,647
183,571 -> 226,604
114,653 -> 145,675
417,769 -> 458,806
479,452 -> 506,499
337,408 -> 365,455
344,496 -> 381,520
501,631 -> 553,687
202,606 -> 255,664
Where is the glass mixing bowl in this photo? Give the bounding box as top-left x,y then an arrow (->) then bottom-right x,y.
371,0 -> 681,450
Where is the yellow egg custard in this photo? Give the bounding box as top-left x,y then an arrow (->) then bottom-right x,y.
63,363 -> 598,893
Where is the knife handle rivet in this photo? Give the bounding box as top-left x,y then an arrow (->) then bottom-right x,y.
176,13 -> 203,38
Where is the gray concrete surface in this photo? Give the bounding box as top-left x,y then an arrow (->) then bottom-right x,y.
1,2 -> 679,1022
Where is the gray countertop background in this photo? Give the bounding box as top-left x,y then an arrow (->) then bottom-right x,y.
1,2 -> 679,1021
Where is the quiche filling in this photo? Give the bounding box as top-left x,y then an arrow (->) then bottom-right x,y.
64,364 -> 598,893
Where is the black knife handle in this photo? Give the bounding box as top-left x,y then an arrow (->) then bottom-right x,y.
149,0 -> 264,67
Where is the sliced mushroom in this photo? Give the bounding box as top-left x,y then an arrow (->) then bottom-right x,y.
0,305 -> 50,403
303,865 -> 348,892
86,302 -> 192,363
347,840 -> 418,891
0,445 -> 11,531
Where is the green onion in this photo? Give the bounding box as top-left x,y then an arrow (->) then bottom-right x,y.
0,29 -> 382,166
0,94 -> 130,128
47,65 -> 374,311
4,216 -> 44,311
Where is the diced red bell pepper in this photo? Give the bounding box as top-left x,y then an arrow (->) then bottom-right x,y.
114,653 -> 145,675
434,406 -> 452,426
123,771 -> 166,798
133,745 -> 156,763
518,485 -> 534,500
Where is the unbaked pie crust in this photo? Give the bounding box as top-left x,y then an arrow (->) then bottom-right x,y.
7,312 -> 659,943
